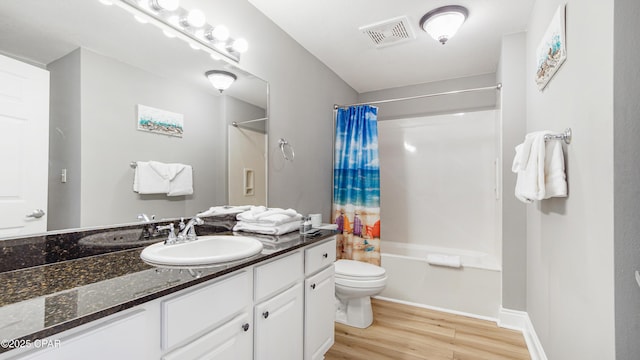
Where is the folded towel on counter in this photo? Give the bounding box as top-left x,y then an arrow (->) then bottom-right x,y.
512,131 -> 567,203
237,206 -> 302,226
197,205 -> 252,217
133,161 -> 169,194
233,220 -> 301,235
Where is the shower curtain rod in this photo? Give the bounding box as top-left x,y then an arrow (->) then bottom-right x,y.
231,117 -> 268,127
333,83 -> 502,109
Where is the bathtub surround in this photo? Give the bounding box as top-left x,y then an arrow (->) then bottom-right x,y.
333,105 -> 381,265
377,110 -> 501,318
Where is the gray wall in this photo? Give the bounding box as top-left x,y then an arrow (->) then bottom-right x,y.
497,32 -> 527,311
79,48 -> 227,226
357,73 -> 497,120
526,1 -> 615,359
614,0 -> 640,358
192,0 -> 358,221
48,49 -> 81,231
223,96 -> 266,133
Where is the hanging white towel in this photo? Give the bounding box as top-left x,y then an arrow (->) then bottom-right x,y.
512,131 -> 567,203
168,165 -> 193,196
133,161 -> 169,194
543,138 -> 567,199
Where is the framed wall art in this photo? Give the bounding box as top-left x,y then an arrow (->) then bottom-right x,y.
535,4 -> 567,91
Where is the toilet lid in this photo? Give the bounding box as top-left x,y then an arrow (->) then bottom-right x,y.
335,259 -> 386,279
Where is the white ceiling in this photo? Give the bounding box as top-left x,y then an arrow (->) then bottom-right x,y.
248,0 -> 535,93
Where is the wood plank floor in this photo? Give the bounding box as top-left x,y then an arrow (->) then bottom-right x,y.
325,299 -> 530,360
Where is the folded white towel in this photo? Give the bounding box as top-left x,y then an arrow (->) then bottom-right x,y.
237,206 -> 302,226
168,165 -> 193,196
233,220 -> 301,235
197,205 -> 252,217
133,161 -> 169,194
512,131 -> 567,203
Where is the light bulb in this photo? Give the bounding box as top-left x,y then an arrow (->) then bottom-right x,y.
184,9 -> 206,28
231,38 -> 248,53
209,25 -> 229,42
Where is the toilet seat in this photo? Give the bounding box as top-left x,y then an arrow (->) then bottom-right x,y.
335,259 -> 387,288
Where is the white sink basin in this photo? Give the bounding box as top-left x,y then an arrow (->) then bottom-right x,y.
140,235 -> 263,267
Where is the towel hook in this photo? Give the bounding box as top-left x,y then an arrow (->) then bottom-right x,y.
279,138 -> 295,161
544,128 -> 572,144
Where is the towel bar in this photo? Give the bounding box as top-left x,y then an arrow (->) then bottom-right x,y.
544,128 -> 572,144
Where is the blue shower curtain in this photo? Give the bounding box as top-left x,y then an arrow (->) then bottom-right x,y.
333,105 -> 381,266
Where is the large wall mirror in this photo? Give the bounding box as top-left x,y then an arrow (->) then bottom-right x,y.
0,0 -> 268,239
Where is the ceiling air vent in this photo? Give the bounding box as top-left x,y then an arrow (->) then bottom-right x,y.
359,16 -> 416,48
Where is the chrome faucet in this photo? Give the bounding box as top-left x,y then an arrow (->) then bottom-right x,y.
137,213 -> 157,238
178,216 -> 204,242
157,223 -> 177,245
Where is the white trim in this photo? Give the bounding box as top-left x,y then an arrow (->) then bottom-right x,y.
523,315 -> 548,360
497,307 -> 547,360
498,307 -> 527,331
374,296 -> 498,323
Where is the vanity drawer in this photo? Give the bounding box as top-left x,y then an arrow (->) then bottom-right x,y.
305,238 -> 336,276
161,271 -> 251,351
254,251 -> 303,302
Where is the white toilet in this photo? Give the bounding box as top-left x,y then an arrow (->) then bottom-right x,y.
334,259 -> 387,328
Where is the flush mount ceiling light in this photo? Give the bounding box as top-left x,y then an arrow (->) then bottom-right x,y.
206,70 -> 237,92
419,5 -> 468,45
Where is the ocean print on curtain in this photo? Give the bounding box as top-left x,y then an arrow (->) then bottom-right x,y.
333,105 -> 381,266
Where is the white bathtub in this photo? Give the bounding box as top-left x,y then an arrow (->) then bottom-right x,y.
377,241 -> 502,319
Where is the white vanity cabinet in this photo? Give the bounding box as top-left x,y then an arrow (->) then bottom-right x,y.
160,270 -> 253,360
253,251 -> 304,360
1,236 -> 338,360
7,307 -> 160,360
303,239 -> 337,360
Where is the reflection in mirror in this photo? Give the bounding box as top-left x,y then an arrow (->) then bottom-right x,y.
0,0 -> 268,239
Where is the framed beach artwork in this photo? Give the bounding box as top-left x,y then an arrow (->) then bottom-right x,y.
535,4 -> 567,91
137,104 -> 184,137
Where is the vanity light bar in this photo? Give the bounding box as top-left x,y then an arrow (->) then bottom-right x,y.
111,0 -> 247,63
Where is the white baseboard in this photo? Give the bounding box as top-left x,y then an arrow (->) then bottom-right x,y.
374,296 -> 499,323
498,308 -> 548,360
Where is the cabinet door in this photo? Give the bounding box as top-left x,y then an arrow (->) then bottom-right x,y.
254,282 -> 303,360
162,313 -> 252,360
17,308 -> 158,360
304,265 -> 335,360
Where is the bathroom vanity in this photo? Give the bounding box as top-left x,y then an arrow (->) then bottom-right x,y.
0,219 -> 336,360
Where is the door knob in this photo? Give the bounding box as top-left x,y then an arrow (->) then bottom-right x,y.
26,209 -> 45,218
322,253 -> 328,258
242,323 -> 250,332
262,311 -> 269,319
310,283 -> 316,290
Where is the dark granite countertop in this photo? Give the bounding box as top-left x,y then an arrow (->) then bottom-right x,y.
0,217 -> 336,353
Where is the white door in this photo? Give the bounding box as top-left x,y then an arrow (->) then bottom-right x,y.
254,282 -> 303,360
0,54 -> 49,238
